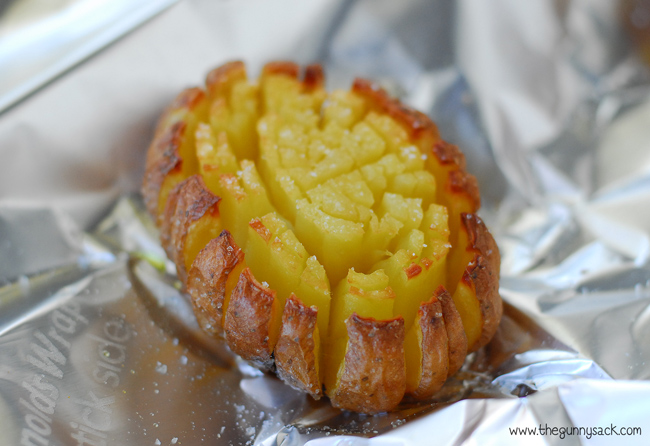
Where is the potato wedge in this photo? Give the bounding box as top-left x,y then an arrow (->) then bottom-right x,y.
438,286 -> 468,376
142,60 -> 502,414
451,213 -> 502,352
160,175 -> 222,284
405,293 -> 449,398
142,88 -> 209,223
187,230 -> 244,337
275,294 -> 322,398
224,267 -> 278,371
328,314 -> 405,414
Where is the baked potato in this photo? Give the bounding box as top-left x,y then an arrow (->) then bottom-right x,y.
142,60 -> 502,414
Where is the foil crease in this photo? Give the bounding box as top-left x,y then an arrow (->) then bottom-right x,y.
1,0 -> 650,444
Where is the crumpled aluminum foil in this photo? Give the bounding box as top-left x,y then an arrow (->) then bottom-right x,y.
1,0 -> 650,444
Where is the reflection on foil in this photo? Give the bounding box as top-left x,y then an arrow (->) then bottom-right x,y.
2,196 -> 602,444
1,0 -> 650,444
0,0 -> 177,112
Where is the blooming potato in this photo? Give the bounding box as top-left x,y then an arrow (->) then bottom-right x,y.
142,61 -> 502,414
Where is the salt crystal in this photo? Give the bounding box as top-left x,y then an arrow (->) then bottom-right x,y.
155,362 -> 167,375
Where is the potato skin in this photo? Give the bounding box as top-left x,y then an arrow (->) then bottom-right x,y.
224,267 -> 277,371
431,139 -> 467,170
142,122 -> 184,221
275,295 -> 322,399
142,88 -> 207,221
428,140 -> 481,215
410,294 -> 449,399
302,64 -> 325,91
448,169 -> 481,212
187,230 -> 243,337
160,175 -> 220,284
462,213 -> 502,352
328,314 -> 406,414
437,286 -> 468,376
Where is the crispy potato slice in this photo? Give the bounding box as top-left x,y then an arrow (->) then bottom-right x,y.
187,231 -> 244,337
427,140 -> 480,250
243,213 -> 330,355
403,285 -> 468,398
438,286 -> 468,376
450,213 -> 502,352
142,88 -> 209,222
224,267 -> 278,371
327,314 -> 405,414
275,294 -> 322,398
404,293 -> 449,398
325,270 -> 398,411
159,175 -> 222,284
142,122 -> 184,222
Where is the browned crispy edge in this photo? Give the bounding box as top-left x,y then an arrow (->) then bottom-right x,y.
303,64 -> 325,91
262,61 -> 300,79
159,175 -> 220,284
142,121 -> 184,219
462,213 -> 502,352
328,314 -> 405,414
224,267 -> 277,371
153,87 -> 207,139
205,61 -> 247,100
437,286 -> 468,376
448,169 -> 481,211
410,293 -> 449,400
275,294 -> 322,399
261,61 -> 324,92
431,141 -> 480,212
142,87 -> 207,220
431,140 -> 467,170
352,78 -> 440,145
187,231 -> 243,337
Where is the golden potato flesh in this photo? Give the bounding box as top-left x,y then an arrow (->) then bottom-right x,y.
142,61 -> 502,414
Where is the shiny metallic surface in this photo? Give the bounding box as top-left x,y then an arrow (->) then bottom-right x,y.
0,0 -> 177,113
1,0 -> 650,444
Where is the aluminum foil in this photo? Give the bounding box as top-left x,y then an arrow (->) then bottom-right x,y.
1,0 -> 650,444
0,0 -> 178,113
